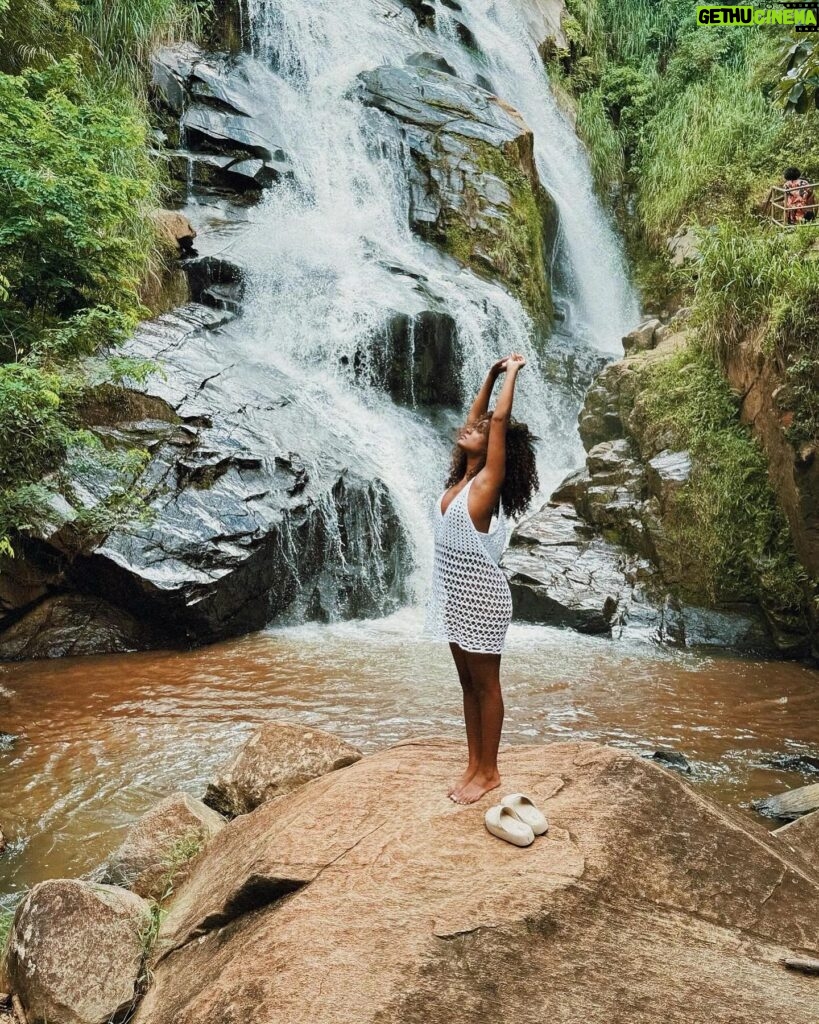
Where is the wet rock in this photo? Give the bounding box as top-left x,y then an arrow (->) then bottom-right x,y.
504,501 -> 778,653
0,304 -> 414,657
374,310 -> 461,407
151,46 -> 293,194
358,64 -> 555,326
646,449 -> 692,507
502,503 -> 653,635
774,809 -> 819,873
399,0 -> 436,28
405,51 -> 456,76
5,879 -> 150,1024
99,794 -> 226,902
181,254 -> 244,313
754,782 -> 819,821
645,749 -> 692,773
0,595 -> 151,662
204,721 -> 363,817
550,466 -> 590,504
130,739 -> 819,1024
622,318 -> 661,355
766,754 -> 819,773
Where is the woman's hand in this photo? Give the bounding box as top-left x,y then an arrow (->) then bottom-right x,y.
488,357 -> 508,379
506,352 -> 526,372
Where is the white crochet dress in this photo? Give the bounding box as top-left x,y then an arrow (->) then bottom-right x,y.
422,476 -> 513,654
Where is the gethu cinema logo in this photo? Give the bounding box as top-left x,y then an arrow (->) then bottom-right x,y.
697,5 -> 818,25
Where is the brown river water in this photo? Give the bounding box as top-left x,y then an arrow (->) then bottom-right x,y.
2,609 -> 818,913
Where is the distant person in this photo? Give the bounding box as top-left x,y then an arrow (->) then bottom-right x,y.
784,166 -> 816,224
422,353 -> 539,804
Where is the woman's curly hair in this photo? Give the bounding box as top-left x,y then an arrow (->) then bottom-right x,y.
444,410 -> 539,519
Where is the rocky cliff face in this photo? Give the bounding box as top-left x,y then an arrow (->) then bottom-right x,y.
724,332 -> 819,620
502,316 -> 815,657
0,304 -> 413,656
359,63 -> 556,329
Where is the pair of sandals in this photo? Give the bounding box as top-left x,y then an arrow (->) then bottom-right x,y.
484,793 -> 548,847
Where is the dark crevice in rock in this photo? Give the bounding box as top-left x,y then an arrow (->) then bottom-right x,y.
188,876 -> 307,943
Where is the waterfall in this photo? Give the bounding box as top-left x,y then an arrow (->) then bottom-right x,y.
187,0 -> 639,610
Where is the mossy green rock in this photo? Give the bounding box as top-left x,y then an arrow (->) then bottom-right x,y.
358,65 -> 555,330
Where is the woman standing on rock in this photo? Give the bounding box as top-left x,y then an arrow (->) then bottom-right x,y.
423,353 -> 539,804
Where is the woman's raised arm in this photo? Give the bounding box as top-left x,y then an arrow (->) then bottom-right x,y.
483,353 -> 525,486
466,357 -> 507,424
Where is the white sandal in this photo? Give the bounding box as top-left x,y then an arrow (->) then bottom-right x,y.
484,804 -> 535,847
500,793 -> 549,835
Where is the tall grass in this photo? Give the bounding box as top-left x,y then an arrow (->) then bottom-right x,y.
637,70 -> 780,244
576,89 -> 625,196
75,0 -> 208,86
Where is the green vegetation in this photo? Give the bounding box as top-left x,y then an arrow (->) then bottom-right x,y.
0,0 -> 207,555
548,0 -> 819,631
634,340 -> 809,627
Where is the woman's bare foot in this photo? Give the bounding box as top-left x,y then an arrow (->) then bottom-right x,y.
447,763 -> 479,800
450,770 -> 500,805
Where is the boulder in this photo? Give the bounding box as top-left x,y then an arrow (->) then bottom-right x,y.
358,65 -> 555,326
204,721 -> 363,817
622,317 -> 661,354
666,225 -> 700,268
149,210 -> 197,255
501,502 -> 656,635
130,739 -> 819,1024
5,879 -> 151,1024
100,793 -> 226,902
774,809 -> 819,873
754,782 -> 819,822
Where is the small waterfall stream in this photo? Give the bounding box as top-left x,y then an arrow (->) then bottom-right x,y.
185,0 -> 639,607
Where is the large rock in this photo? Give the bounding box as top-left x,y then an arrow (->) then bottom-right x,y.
99,793 -> 226,902
5,879 -> 151,1024
0,304 -> 414,656
204,721 -> 363,817
358,65 -> 555,327
129,738 -> 819,1023
0,594 -> 150,661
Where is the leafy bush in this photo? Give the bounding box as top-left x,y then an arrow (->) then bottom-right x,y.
0,0 -> 204,553
0,60 -> 156,359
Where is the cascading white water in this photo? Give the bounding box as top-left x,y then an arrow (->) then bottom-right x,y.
204,0 -> 639,607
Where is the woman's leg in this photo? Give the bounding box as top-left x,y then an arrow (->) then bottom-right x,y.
448,642 -> 482,798
451,651 -> 504,805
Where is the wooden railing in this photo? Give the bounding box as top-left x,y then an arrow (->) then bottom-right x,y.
766,182 -> 819,226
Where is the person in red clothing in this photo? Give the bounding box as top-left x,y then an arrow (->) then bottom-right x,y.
784,166 -> 816,225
